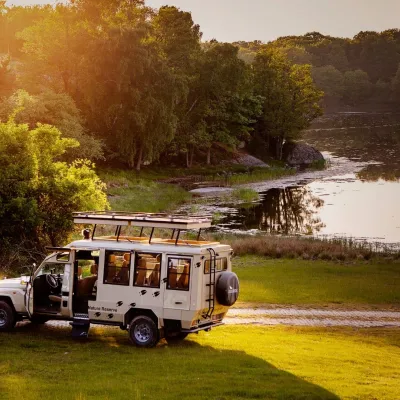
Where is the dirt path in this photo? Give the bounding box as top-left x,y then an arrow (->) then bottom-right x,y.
225,308 -> 400,327
33,307 -> 400,330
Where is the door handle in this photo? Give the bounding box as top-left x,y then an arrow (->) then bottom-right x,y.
175,302 -> 182,305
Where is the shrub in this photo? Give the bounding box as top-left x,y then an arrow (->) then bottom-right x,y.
0,120 -> 109,272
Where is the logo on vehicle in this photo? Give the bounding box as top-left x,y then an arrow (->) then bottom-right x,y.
107,314 -> 114,319
116,301 -> 123,307
153,291 -> 160,297
95,312 -> 101,317
140,290 -> 147,296
130,303 -> 136,308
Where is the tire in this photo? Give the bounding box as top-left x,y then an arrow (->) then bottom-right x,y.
165,332 -> 189,342
216,271 -> 240,306
0,300 -> 16,331
129,315 -> 159,348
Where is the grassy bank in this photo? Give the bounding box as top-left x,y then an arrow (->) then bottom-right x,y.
1,324 -> 399,399
233,255 -> 400,307
98,166 -> 290,213
227,234 -> 400,262
99,169 -> 191,212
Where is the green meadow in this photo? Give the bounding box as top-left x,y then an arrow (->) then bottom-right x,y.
1,324 -> 399,400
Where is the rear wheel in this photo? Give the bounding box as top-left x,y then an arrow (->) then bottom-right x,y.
0,301 -> 16,331
129,315 -> 159,348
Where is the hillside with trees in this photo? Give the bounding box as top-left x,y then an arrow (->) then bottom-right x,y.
0,0 -> 322,171
235,30 -> 400,111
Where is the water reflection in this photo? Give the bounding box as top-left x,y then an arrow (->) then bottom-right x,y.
222,187 -> 325,235
304,114 -> 400,181
206,113 -> 400,243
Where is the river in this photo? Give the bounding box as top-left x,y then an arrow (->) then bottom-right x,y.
183,113 -> 400,247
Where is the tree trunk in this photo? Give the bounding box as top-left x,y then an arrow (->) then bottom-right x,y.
186,147 -> 194,168
190,146 -> 194,168
206,147 -> 211,165
275,137 -> 284,160
186,151 -> 190,168
136,145 -> 143,172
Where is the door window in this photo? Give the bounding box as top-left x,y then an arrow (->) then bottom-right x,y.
75,249 -> 100,298
41,263 -> 66,275
167,258 -> 191,291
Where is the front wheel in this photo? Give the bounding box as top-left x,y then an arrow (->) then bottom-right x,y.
0,301 -> 16,331
129,316 -> 159,348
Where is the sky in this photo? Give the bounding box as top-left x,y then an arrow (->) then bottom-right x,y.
8,0 -> 400,43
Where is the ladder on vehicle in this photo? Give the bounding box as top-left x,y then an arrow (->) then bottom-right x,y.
204,248 -> 217,318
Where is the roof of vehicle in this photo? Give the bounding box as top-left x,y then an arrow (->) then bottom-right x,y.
67,239 -> 232,255
73,211 -> 212,230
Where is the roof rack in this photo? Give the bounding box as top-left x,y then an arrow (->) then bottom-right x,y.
73,211 -> 212,230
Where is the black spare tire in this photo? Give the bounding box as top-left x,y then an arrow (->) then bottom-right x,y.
216,271 -> 239,306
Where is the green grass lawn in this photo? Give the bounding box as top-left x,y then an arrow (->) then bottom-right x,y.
233,255 -> 400,307
0,324 -> 399,400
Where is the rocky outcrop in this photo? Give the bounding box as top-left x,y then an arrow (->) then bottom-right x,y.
282,142 -> 324,166
233,153 -> 269,168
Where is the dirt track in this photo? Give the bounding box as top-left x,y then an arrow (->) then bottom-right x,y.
28,307 -> 400,330
225,307 -> 400,327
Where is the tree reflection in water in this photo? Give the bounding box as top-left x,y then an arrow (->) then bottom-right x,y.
228,186 -> 325,235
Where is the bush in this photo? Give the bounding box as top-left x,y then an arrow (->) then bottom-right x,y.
0,120 -> 109,272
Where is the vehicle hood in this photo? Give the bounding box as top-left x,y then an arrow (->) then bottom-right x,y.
0,276 -> 29,289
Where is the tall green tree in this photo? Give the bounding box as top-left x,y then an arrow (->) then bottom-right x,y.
200,42 -> 262,164
0,3 -> 51,56
312,65 -> 345,106
0,55 -> 16,98
392,63 -> 400,102
17,4 -> 86,94
82,24 -> 182,170
252,49 -> 323,159
0,89 -> 104,160
152,5 -> 203,167
343,69 -> 372,105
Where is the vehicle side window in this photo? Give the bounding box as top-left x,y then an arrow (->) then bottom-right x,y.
167,258 -> 191,291
103,251 -> 131,286
204,258 -> 228,274
133,253 -> 161,288
41,263 -> 65,275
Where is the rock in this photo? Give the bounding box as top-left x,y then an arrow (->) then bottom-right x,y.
282,142 -> 324,166
234,153 -> 269,168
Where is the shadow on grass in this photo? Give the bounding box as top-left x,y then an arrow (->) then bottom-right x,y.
0,322 -> 340,400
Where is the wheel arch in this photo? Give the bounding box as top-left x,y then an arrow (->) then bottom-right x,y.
124,308 -> 159,327
0,296 -> 17,315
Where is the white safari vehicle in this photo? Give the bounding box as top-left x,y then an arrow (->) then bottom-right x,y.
0,212 -> 239,347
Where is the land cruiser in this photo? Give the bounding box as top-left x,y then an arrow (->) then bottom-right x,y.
0,212 -> 239,347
